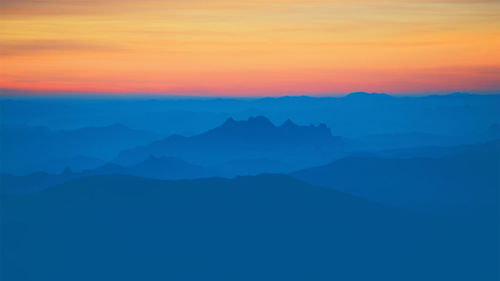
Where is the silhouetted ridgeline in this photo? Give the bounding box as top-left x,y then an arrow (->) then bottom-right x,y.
205,116 -> 333,143
2,93 -> 499,137
0,156 -> 215,194
92,155 -> 218,180
2,138 -> 498,197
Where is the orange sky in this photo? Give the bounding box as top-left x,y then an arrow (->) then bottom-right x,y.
1,0 -> 499,95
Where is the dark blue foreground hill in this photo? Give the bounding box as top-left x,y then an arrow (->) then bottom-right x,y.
2,174 -> 498,281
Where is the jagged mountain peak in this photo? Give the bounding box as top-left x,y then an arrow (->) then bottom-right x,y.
280,119 -> 297,128
196,116 -> 336,143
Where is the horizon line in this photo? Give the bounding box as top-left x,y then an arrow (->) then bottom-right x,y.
1,88 -> 499,99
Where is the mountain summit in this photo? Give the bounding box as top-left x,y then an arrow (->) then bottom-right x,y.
114,116 -> 343,170
201,116 -> 333,144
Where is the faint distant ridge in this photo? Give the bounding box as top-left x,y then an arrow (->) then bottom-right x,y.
448,92 -> 473,96
344,92 -> 394,99
488,122 -> 500,132
0,123 -> 160,174
424,92 -> 477,98
343,91 -> 491,99
89,155 -> 215,180
483,123 -> 500,139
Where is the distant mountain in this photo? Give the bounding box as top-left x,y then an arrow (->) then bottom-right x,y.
344,92 -> 394,100
352,132 -> 467,150
482,123 -> 500,140
202,116 -> 334,144
352,124 -> 500,151
0,124 -> 161,174
90,155 -> 218,180
0,171 -> 81,194
372,139 -> 500,159
114,116 -> 344,171
292,145 -> 500,211
1,156 -> 217,193
210,158 -> 293,176
0,155 -> 105,176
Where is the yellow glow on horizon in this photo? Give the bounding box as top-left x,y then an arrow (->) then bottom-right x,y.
1,0 -> 499,95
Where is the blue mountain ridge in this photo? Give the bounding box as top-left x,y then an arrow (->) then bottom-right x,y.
2,93 -> 498,138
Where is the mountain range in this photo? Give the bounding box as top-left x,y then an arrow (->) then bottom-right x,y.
293,142 -> 500,212
3,137 -> 499,206
1,94 -> 499,281
3,93 -> 498,138
90,155 -> 217,180
1,155 -> 217,194
0,124 -> 161,174
114,116 -> 344,170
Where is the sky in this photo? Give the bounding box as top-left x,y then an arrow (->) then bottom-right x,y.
0,0 -> 499,96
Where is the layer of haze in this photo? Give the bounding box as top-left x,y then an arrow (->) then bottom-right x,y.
1,0 -> 499,95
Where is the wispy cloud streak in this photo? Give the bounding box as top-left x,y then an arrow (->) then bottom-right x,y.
0,0 -> 499,94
